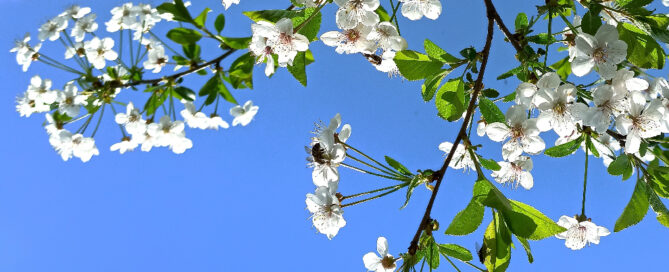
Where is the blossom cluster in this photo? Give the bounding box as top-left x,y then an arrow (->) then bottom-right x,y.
305,114 -> 351,239
13,3 -> 257,162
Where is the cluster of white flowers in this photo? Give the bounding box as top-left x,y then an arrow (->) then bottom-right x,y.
555,215 -> 610,250
14,4 -> 260,162
305,114 -> 352,239
249,18 -> 309,76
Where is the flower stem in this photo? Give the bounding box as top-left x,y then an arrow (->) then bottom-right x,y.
91,104 -> 106,137
559,13 -> 578,34
341,142 -> 404,176
340,188 -> 401,208
347,153 -> 403,178
581,135 -> 590,218
340,163 -> 410,182
342,184 -> 404,200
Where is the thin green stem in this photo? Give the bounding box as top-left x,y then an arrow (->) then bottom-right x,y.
559,13 -> 578,34
342,184 -> 404,200
129,30 -> 135,67
149,31 -> 182,57
340,163 -> 410,181
293,2 -> 328,33
341,142 -> 404,176
109,104 -> 128,137
443,255 -> 462,272
581,135 -> 590,218
463,261 -> 486,272
347,154 -> 403,178
340,188 -> 400,208
389,0 -> 401,35
91,104 -> 106,137
76,112 -> 95,134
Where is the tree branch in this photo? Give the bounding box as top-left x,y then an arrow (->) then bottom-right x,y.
485,0 -> 523,54
407,0 -> 496,256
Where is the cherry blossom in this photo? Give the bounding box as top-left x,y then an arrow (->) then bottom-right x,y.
363,237 -> 398,272
334,0 -> 380,30
485,105 -> 545,161
571,24 -> 627,79
306,184 -> 346,239
491,156 -> 534,190
555,215 -> 610,250
399,0 -> 442,21
230,100 -> 259,127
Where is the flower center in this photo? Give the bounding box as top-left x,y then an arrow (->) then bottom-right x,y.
553,103 -> 567,115
345,29 -> 361,42
511,126 -> 524,139
381,256 -> 395,269
279,32 -> 292,45
592,47 -> 607,64
311,143 -> 328,165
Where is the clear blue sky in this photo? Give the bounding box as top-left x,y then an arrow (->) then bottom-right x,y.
1,0 -> 668,271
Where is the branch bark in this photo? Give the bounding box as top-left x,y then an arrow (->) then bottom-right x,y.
407,0 -> 497,256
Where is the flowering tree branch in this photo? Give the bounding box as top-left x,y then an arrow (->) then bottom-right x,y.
407,0 -> 496,256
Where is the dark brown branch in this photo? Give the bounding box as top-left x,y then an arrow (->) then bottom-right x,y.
120,49 -> 237,88
485,0 -> 523,54
407,0 -> 497,256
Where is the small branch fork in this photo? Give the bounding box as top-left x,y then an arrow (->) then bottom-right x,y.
407,0 -> 498,256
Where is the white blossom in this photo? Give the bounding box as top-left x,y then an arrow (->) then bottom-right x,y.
143,45 -> 168,73
71,14 -> 98,42
16,92 -> 49,117
85,37 -> 118,69
321,25 -> 376,54
615,92 -> 663,153
399,0 -> 442,21
147,116 -> 193,154
491,156 -> 534,190
562,15 -> 582,61
222,0 -> 240,10
110,137 -> 138,154
65,42 -> 86,59
367,22 -> 407,52
334,0 -> 380,29
26,75 -> 57,105
54,132 -> 99,162
38,16 -> 68,42
555,215 -> 610,250
106,3 -> 139,32
363,237 -> 398,272
611,69 -> 649,97
306,185 -> 346,240
57,84 -> 87,117
571,24 -> 627,79
583,84 -> 626,133
535,82 -> 587,137
60,5 -> 91,19
308,114 -> 351,186
181,102 -> 229,130
230,100 -> 259,127
372,51 -> 401,77
515,72 -> 562,109
250,19 -> 309,67
485,105 -> 546,161
115,102 -> 146,136
295,0 -> 320,8
438,141 -> 475,172
11,34 -> 41,72
249,27 -> 276,77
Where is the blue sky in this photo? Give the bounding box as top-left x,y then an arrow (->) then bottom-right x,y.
1,0 -> 668,271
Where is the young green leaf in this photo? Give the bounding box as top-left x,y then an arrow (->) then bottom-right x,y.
424,39 -> 461,64
193,8 -> 211,28
166,28 -> 202,45
648,188 -> 669,228
478,97 -> 505,124
516,236 -> 534,263
483,213 -> 512,272
543,135 -> 584,157
614,179 -> 650,232
503,200 -> 566,240
287,51 -> 308,86
214,14 -> 226,33
394,50 -> 444,81
473,178 -> 512,212
291,7 -> 322,41
439,244 -> 473,262
222,37 -> 252,50
607,154 -> 633,180
421,73 -> 445,102
156,0 -> 193,23
618,23 -> 666,69
242,9 -> 299,23
478,155 -> 502,171
445,199 -> 485,236
550,57 -> 571,81
581,6 -> 602,35
435,78 -> 466,122
384,156 -> 412,176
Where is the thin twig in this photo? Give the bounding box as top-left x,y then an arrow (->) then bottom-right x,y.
407,0 -> 496,255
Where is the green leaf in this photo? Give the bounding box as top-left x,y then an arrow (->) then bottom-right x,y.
243,9 -> 299,23
478,155 -> 502,171
608,154 -> 633,180
222,37 -> 252,50
473,179 -> 512,212
228,52 -> 255,89
385,156 -> 412,176
550,57 -> 572,81
544,135 -> 584,157
215,14 -> 226,33
166,28 -> 202,45
581,7 -> 602,35
482,88 -> 499,98
424,39 -> 461,64
483,213 -> 511,272
479,97 -> 505,124
648,166 -> 669,198
527,33 -> 557,45
614,0 -> 652,9
421,73 -> 445,102
439,244 -> 473,262
435,78 -> 466,122
515,13 -> 528,31
648,188 -> 669,228
618,23 -> 666,69
156,0 -> 193,23
375,5 -> 390,22
402,175 -> 422,209
193,8 -> 211,28
394,50 -> 444,81
144,88 -> 168,115
199,74 -> 221,105
504,200 -> 566,240
446,198 -> 485,236
419,235 -> 440,270
516,236 -> 534,263
292,7 -> 322,41
173,86 -> 196,101
216,73 -> 237,104
614,179 -> 650,232
287,51 -> 308,86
